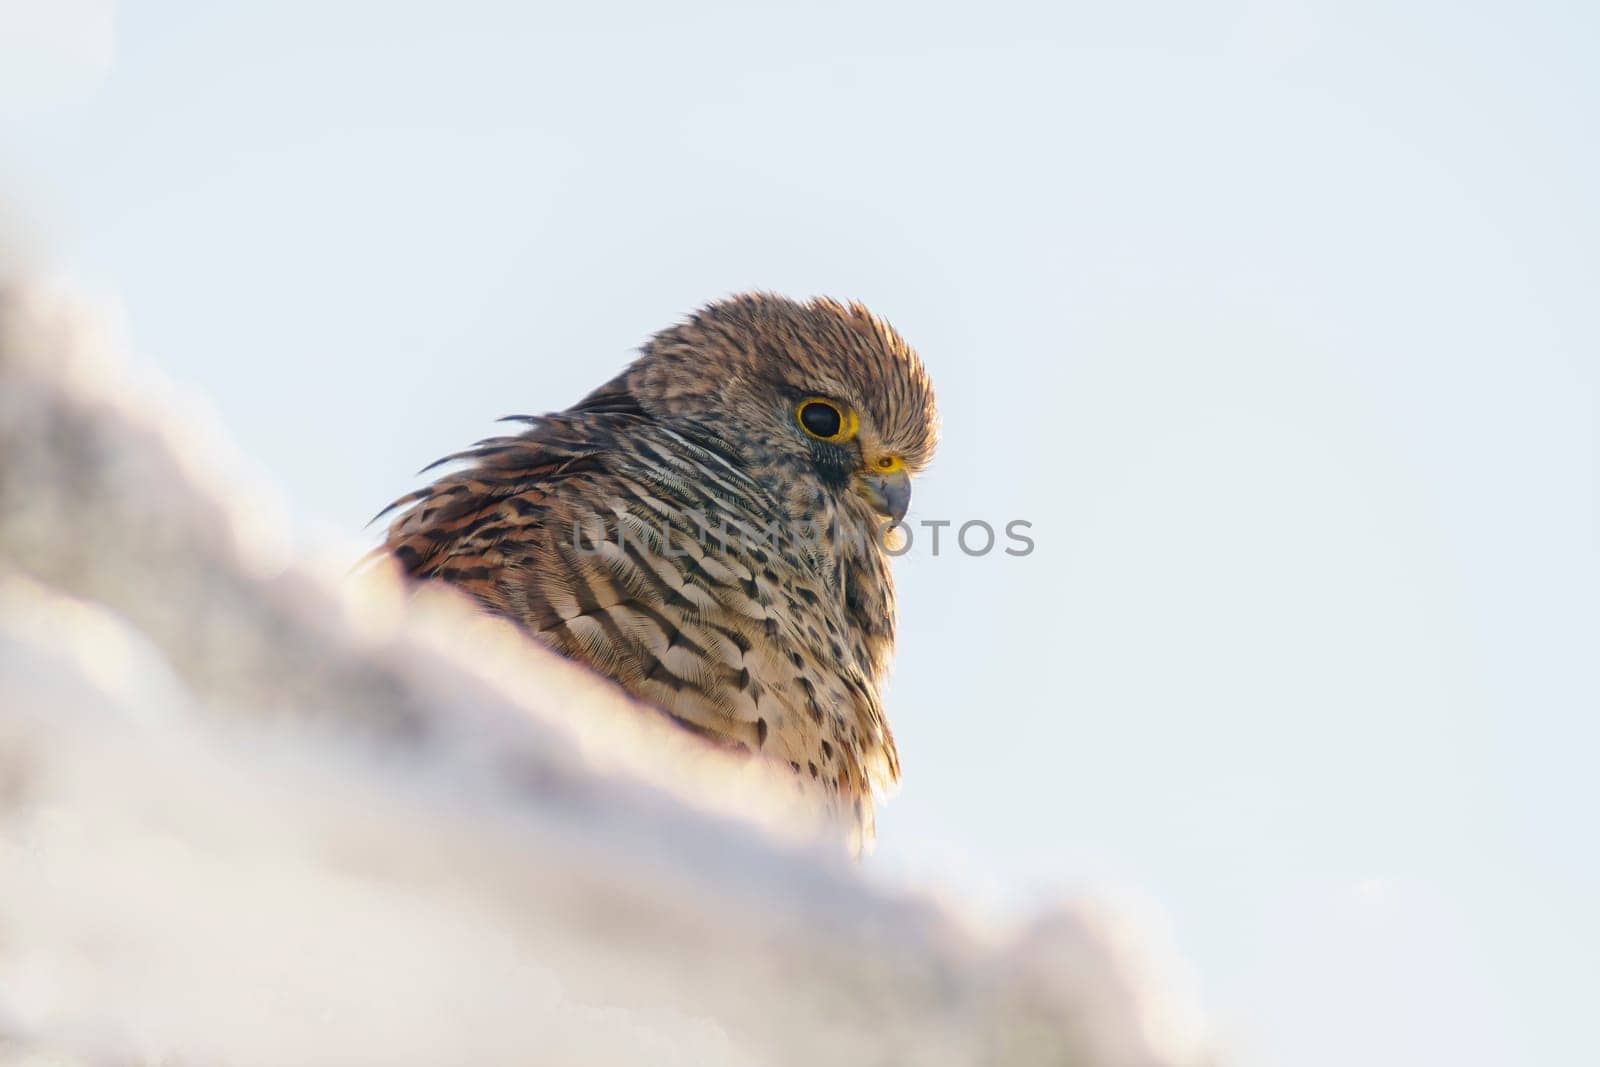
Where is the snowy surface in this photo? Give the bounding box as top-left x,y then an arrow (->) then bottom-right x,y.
0,285 -> 1211,1066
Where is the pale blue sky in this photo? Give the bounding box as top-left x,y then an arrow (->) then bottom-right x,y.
4,2 -> 1597,1064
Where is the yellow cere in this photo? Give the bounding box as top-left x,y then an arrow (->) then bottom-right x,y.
874,454 -> 906,473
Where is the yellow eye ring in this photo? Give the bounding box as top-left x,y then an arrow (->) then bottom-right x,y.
795,397 -> 858,444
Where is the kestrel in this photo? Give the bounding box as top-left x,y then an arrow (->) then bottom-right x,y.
376,294 -> 938,847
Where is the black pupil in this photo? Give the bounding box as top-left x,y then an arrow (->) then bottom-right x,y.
801,402 -> 842,438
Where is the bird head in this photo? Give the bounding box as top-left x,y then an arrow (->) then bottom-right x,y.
597,293 -> 939,545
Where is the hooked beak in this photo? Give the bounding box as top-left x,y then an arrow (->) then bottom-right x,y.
858,463 -> 912,523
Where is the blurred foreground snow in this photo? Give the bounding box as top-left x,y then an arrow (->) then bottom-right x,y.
0,285 -> 1212,1066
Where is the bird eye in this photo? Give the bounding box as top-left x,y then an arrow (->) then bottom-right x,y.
796,398 -> 856,443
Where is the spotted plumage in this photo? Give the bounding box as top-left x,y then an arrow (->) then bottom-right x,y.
376,294 -> 938,848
